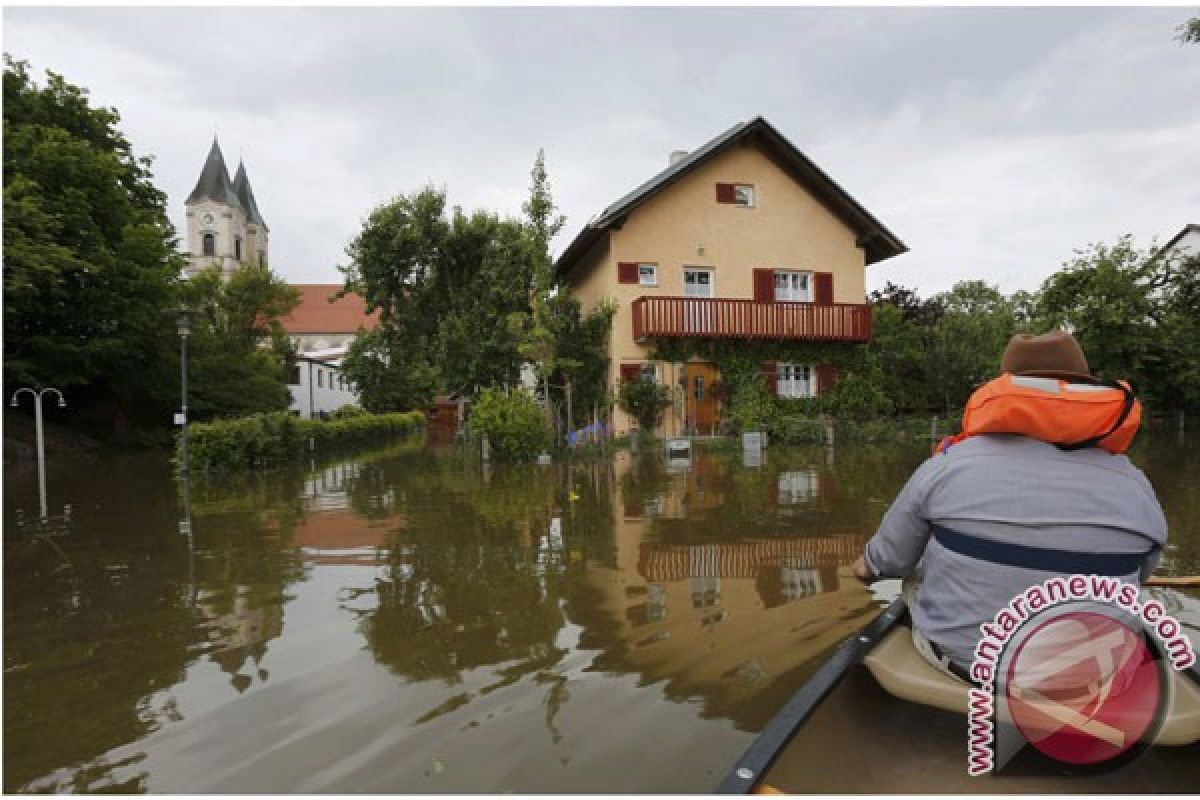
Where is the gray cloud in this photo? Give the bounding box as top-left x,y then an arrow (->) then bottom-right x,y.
5,6 -> 1197,295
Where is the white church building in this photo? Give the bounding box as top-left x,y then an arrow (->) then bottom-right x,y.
184,139 -> 377,417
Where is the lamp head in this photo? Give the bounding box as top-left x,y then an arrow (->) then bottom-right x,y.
58,398 -> 67,408
9,397 -> 17,408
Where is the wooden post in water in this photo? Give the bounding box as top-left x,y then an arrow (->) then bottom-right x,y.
931,415 -> 938,442
481,434 -> 491,462
824,414 -> 835,447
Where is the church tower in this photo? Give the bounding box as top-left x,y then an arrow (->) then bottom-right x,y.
184,138 -> 268,278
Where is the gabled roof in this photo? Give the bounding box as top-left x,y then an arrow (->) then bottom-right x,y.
279,284 -> 381,335
555,116 -> 908,279
186,137 -> 243,209
1160,223 -> 1200,255
233,160 -> 267,227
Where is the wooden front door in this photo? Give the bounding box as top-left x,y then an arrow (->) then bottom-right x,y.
684,362 -> 720,434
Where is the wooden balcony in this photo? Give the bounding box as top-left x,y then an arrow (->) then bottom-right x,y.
632,297 -> 872,342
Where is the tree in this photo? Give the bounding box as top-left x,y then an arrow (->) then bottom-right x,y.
510,150 -> 568,429
1036,238 -> 1161,390
928,281 -> 1015,410
3,55 -> 181,435
1176,16 -> 1200,44
178,262 -> 300,420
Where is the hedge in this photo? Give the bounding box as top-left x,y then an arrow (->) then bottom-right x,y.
179,410 -> 425,473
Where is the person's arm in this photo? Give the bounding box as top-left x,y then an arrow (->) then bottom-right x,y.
857,457 -> 941,582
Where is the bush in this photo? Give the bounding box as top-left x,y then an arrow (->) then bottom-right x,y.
470,388 -> 552,462
617,378 -> 672,431
181,410 -> 425,473
331,405 -> 368,419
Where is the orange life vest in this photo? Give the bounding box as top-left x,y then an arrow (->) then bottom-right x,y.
934,373 -> 1141,456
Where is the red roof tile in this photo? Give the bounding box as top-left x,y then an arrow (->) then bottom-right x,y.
280,284 -> 380,334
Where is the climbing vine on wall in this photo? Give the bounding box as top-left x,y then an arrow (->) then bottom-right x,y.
645,338 -> 892,437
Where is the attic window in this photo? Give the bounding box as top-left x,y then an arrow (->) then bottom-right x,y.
716,183 -> 755,207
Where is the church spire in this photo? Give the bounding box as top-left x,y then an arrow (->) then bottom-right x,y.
232,159 -> 267,227
186,137 -> 242,208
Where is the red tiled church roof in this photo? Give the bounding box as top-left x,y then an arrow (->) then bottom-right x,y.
280,284 -> 381,334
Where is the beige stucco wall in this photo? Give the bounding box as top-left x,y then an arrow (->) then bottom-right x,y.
563,141 -> 868,435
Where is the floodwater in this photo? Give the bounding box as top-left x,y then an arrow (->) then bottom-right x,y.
4,431 -> 1199,793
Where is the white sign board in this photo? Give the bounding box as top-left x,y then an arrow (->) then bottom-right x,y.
174,412 -> 187,426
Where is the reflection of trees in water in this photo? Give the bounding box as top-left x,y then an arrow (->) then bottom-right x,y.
4,456 -> 203,792
1130,431 -> 1200,575
346,452 -> 620,739
640,443 -> 927,545
5,455 -> 312,792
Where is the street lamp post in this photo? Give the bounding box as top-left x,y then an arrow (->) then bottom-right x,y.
165,308 -> 194,476
10,387 -> 66,520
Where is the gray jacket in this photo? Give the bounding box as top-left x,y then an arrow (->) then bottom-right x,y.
863,434 -> 1167,668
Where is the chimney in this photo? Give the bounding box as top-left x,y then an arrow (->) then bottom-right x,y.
669,150 -> 689,167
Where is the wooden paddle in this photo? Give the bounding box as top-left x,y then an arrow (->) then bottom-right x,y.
1145,575 -> 1200,588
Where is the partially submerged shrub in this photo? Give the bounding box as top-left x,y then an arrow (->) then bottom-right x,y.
617,378 -> 672,431
181,410 -> 425,473
470,388 -> 552,462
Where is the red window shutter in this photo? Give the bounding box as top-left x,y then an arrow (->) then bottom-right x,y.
814,272 -> 834,305
618,262 -> 639,284
715,182 -> 737,203
816,364 -> 838,394
763,361 -> 777,395
753,269 -> 775,302
619,363 -> 642,382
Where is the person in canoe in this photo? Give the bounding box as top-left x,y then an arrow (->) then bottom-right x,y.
853,330 -> 1167,682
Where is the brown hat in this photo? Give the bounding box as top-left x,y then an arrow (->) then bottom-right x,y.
1001,330 -> 1095,383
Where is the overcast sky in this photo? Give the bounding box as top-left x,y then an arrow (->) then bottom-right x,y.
5,6 -> 1198,295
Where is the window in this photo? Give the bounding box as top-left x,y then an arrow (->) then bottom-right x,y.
638,263 -> 658,286
777,364 -> 815,398
683,268 -> 713,298
733,184 -> 755,207
774,271 -> 812,302
317,370 -> 324,388
202,233 -> 215,257
640,363 -> 657,383
287,364 -> 301,386
234,236 -> 243,261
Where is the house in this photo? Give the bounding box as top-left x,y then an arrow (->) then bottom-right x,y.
279,284 -> 380,355
555,116 -> 907,436
1159,223 -> 1200,262
287,352 -> 358,418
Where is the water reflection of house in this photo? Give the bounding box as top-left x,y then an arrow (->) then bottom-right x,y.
292,460 -> 402,566
587,450 -> 877,723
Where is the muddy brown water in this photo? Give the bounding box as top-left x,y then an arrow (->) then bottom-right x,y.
4,432 -> 1198,793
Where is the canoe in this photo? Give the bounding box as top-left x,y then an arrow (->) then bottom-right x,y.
718,597 -> 1200,794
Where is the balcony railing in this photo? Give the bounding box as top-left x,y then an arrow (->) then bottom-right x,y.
632,297 -> 871,342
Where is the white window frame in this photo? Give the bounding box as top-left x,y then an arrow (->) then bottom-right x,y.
638,263 -> 658,287
734,184 -> 756,208
777,363 -> 815,399
774,270 -> 812,303
683,267 -> 714,298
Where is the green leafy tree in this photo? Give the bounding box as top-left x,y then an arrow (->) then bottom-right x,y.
928,281 -> 1015,410
617,378 -> 672,431
340,187 -> 539,406
3,55 -> 181,435
1036,237 -> 1162,390
1176,16 -> 1200,44
178,261 -> 300,420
